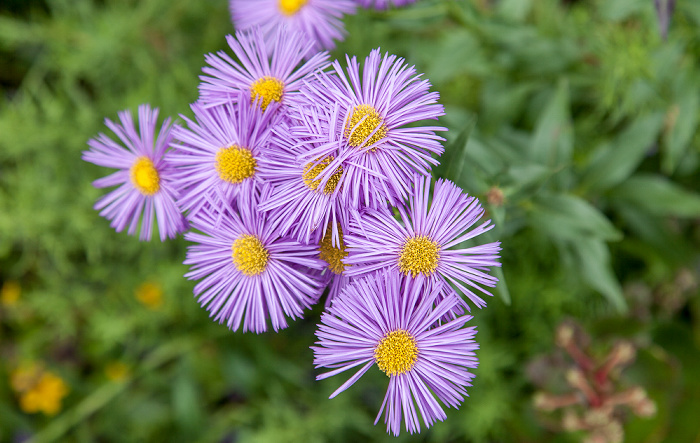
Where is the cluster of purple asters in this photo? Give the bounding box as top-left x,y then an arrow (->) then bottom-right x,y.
83,5 -> 500,436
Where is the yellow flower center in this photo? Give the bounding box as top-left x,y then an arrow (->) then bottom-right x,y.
18,373 -> 69,416
302,157 -> 343,194
398,235 -> 440,277
279,0 -> 308,15
135,282 -> 163,310
251,76 -> 285,110
374,330 -> 418,377
345,104 -> 387,149
318,224 -> 348,275
232,235 -> 269,276
215,145 -> 257,184
130,157 -> 160,196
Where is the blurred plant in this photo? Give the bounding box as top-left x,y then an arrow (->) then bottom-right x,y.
10,363 -> 69,416
134,281 -> 164,310
532,322 -> 656,443
1,280 -> 21,306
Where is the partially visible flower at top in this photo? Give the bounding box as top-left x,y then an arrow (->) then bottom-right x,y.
294,49 -> 446,208
171,94 -> 280,219
313,272 -> 479,436
184,186 -> 326,333
11,363 -> 69,416
1,280 -> 21,306
355,0 -> 417,9
230,0 -> 356,53
135,281 -> 163,310
199,27 -> 329,111
344,175 -> 501,311
83,105 -> 187,241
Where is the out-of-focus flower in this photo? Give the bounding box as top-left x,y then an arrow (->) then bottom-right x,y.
11,364 -> 69,416
355,0 -> 417,9
294,49 -> 446,208
230,0 -> 356,52
313,272 -> 478,436
135,282 -> 164,310
171,95 -> 279,219
184,186 -> 326,333
199,27 -> 329,111
105,362 -> 131,381
83,105 -> 187,241
1,280 -> 21,306
345,175 -> 501,311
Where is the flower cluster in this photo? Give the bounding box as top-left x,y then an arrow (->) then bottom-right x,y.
84,6 -> 502,435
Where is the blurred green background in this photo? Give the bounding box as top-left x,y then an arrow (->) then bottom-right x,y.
1,0 -> 699,441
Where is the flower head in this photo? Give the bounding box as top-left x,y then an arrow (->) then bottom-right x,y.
230,0 -> 356,52
344,175 -> 501,310
294,49 -> 446,208
199,27 -> 329,111
356,0 -> 417,9
313,272 -> 479,435
184,186 -> 326,333
11,364 -> 69,416
83,105 -> 187,241
171,94 -> 279,219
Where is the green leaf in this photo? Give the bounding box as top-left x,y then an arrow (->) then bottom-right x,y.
579,112 -> 664,193
493,266 -> 511,306
610,174 -> 700,217
572,238 -> 627,312
531,193 -> 623,242
662,76 -> 700,174
530,78 -> 573,168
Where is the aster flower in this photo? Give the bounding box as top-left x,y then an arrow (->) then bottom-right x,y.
317,222 -> 352,307
170,94 -> 279,219
313,272 -> 479,436
344,175 -> 501,310
83,104 -> 187,241
199,27 -> 330,112
184,186 -> 326,333
355,0 -> 417,9
294,49 -> 446,208
230,0 -> 356,53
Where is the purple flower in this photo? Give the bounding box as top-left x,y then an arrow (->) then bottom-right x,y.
313,272 -> 479,436
230,0 -> 356,52
294,49 -> 446,208
83,105 -> 187,241
199,27 -> 329,112
355,0 -> 417,9
257,118 -> 349,246
344,175 -> 501,310
170,94 -> 279,219
184,186 -> 326,333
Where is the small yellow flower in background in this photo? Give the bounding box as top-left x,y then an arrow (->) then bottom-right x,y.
11,364 -> 69,416
105,361 -> 131,381
1,280 -> 21,306
135,281 -> 163,309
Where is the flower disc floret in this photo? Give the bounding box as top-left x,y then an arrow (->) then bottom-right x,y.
303,157 -> 343,194
130,157 -> 160,196
232,234 -> 269,276
279,0 -> 308,15
345,104 -> 387,148
251,76 -> 285,110
215,145 -> 257,184
398,235 -> 440,276
374,330 -> 418,376
319,225 -> 348,274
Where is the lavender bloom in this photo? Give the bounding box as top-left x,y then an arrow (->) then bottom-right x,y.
344,175 -> 501,310
199,27 -> 329,111
171,94 -> 279,219
83,105 -> 187,241
184,187 -> 325,333
230,0 -> 356,53
313,272 -> 479,436
355,0 -> 417,9
295,49 -> 446,208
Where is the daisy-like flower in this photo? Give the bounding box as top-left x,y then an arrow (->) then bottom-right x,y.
294,49 -> 446,208
83,105 -> 187,241
199,27 -> 330,111
258,117 -> 349,246
230,0 -> 356,53
317,222 -> 352,307
313,272 -> 479,436
355,0 -> 418,9
344,175 -> 501,309
184,186 -> 326,333
171,94 -> 279,219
